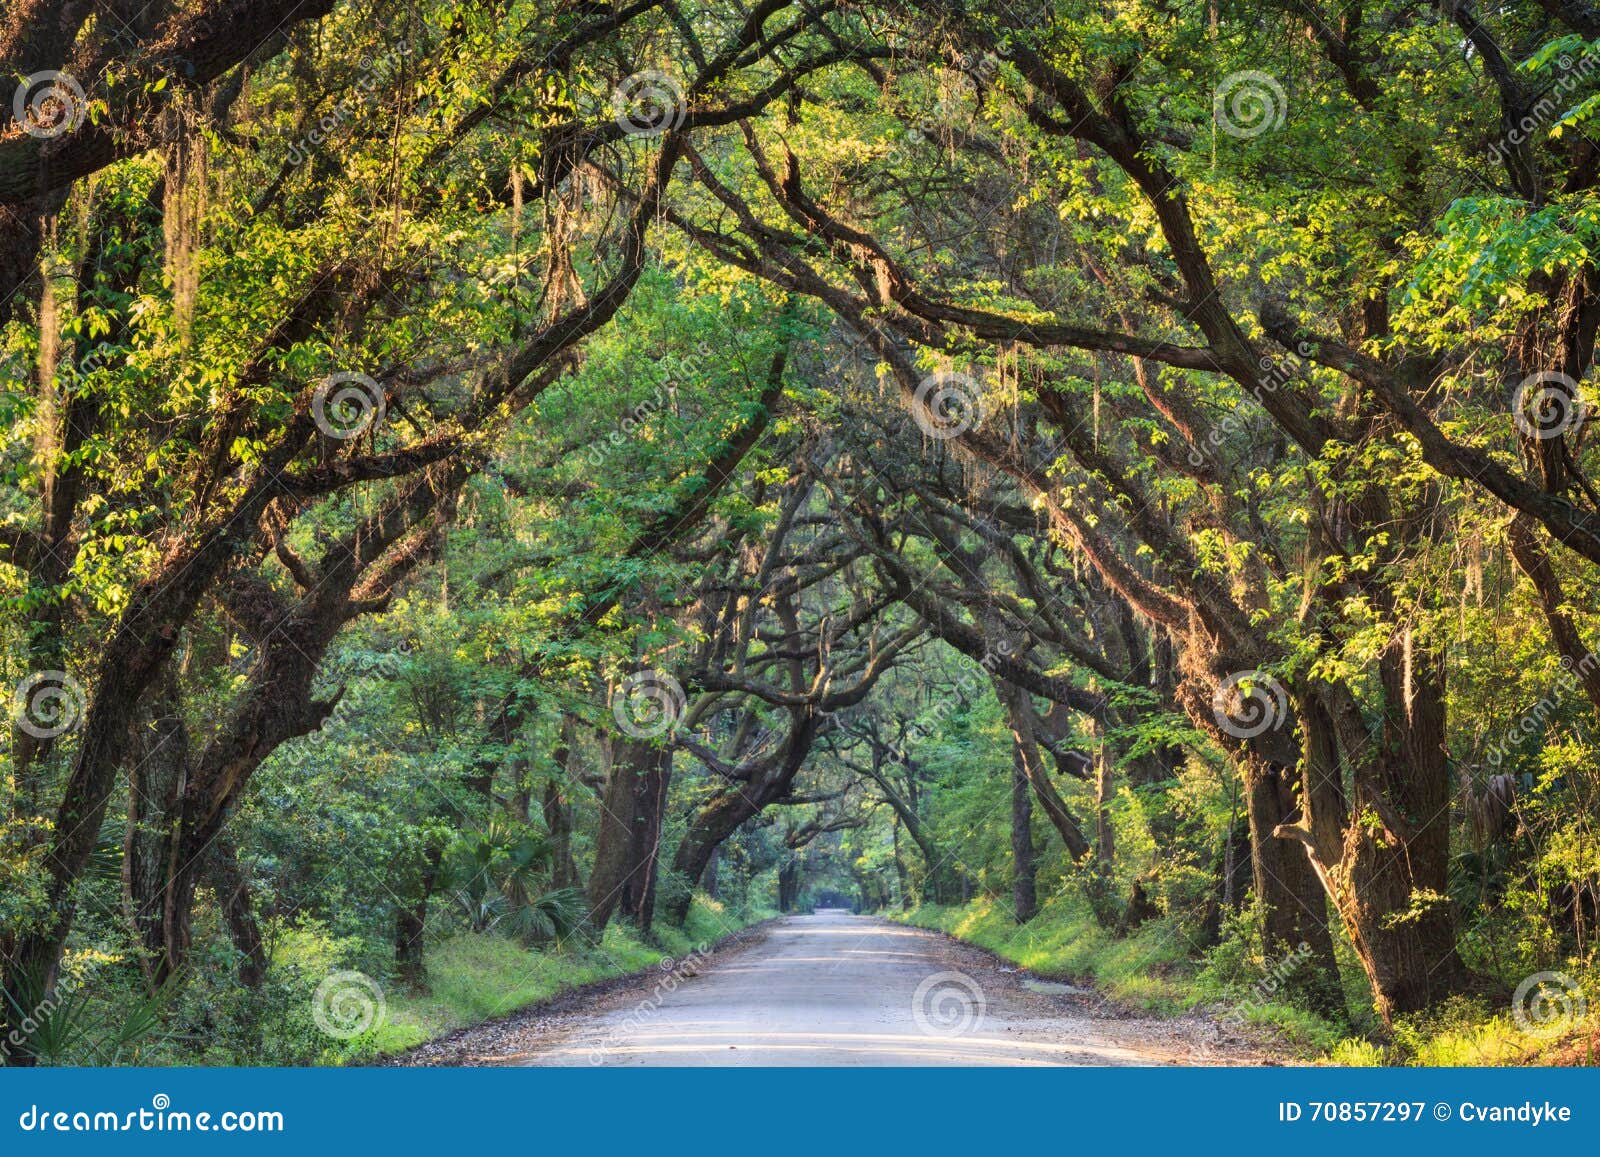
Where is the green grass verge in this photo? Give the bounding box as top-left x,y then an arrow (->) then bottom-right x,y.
1326,993 -> 1598,1067
896,897 -> 1599,1065
895,895 -> 1194,1011
894,895 -> 1345,1057
362,896 -> 774,1059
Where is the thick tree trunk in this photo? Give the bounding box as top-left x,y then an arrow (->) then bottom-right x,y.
541,777 -> 582,891
1303,631 -> 1479,1022
1011,744 -> 1038,923
1177,676 -> 1344,1010
587,740 -> 641,933
123,685 -> 191,988
700,846 -> 719,900
1222,811 -> 1250,911
208,837 -> 267,989
665,709 -> 820,925
1081,744 -> 1121,930
1240,751 -> 1344,1015
777,858 -> 802,912
993,679 -> 1091,860
891,822 -> 913,909
667,787 -> 764,924
618,745 -> 672,933
1095,746 -> 1115,872
588,739 -> 673,934
861,761 -> 961,902
395,841 -> 443,991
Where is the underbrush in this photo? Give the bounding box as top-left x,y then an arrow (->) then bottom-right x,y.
363,895 -> 772,1061
898,896 -> 1344,1058
899,897 -> 1597,1066
29,894 -> 773,1066
1327,991 -> 1598,1067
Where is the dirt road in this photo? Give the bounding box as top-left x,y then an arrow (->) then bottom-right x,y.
413,910 -> 1273,1067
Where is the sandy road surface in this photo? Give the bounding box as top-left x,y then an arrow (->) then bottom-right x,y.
412,909 -> 1272,1067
